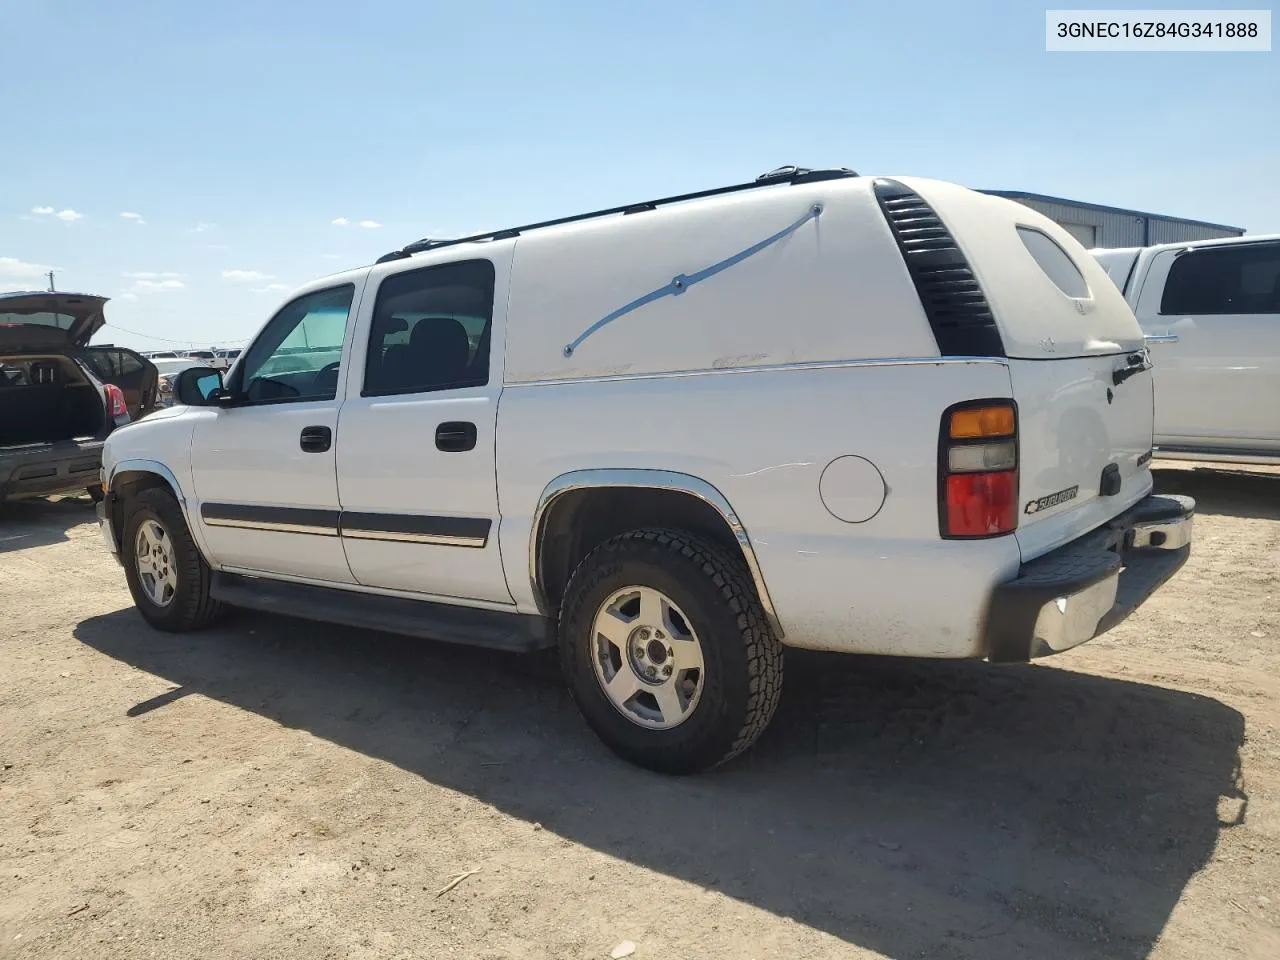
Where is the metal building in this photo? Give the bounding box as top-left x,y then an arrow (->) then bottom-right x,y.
979,190 -> 1244,249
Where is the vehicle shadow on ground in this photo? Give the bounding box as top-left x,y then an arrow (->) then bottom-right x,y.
77,609 -> 1246,960
1154,465 -> 1280,521
0,496 -> 96,554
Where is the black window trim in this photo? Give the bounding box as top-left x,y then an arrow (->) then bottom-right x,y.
228,282 -> 356,408
1160,239 -> 1280,317
361,258 -> 495,400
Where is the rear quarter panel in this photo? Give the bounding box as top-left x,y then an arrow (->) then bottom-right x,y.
497,360 -> 1023,658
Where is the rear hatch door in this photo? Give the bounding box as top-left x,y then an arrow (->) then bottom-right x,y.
0,292 -> 108,350
904,179 -> 1155,561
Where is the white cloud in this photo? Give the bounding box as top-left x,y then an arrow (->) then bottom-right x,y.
0,256 -> 58,293
0,256 -> 55,279
189,222 -> 214,233
127,278 -> 185,294
358,220 -> 381,229
29,206 -> 84,221
250,283 -> 290,293
120,212 -> 145,223
330,217 -> 349,227
221,269 -> 274,283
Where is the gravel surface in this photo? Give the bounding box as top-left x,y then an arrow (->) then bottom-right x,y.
1,462 -> 1277,959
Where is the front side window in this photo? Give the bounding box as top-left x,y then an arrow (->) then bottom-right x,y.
235,285 -> 354,403
363,259 -> 494,398
1161,243 -> 1280,316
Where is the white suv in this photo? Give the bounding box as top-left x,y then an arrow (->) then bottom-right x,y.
98,167 -> 1194,773
1093,236 -> 1280,462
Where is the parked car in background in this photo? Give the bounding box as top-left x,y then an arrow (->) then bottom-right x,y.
212,347 -> 241,372
98,167 -> 1193,772
1092,235 -> 1280,462
153,357 -> 217,407
1,292 -> 157,501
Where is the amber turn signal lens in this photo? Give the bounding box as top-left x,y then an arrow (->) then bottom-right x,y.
949,404 -> 1015,439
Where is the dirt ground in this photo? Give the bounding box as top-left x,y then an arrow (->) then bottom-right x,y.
1,462 -> 1278,960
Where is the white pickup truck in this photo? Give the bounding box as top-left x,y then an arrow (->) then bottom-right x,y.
97,167 -> 1194,773
1093,235 -> 1280,462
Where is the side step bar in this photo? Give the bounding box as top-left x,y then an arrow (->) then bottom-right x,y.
211,572 -> 554,653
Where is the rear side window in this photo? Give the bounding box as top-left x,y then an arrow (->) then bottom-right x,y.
83,348 -> 147,380
1016,227 -> 1089,299
363,259 -> 494,397
1161,243 -> 1280,315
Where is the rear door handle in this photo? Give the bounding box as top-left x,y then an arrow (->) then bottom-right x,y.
300,425 -> 332,453
435,421 -> 477,452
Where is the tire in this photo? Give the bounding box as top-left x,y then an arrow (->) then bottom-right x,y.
121,486 -> 225,632
559,528 -> 783,774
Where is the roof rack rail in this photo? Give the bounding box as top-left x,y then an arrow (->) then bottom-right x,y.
374,165 -> 858,264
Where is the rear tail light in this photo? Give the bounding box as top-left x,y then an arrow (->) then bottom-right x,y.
940,401 -> 1017,538
104,383 -> 128,418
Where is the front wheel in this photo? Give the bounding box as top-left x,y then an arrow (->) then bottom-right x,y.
558,528 -> 783,774
121,487 -> 225,632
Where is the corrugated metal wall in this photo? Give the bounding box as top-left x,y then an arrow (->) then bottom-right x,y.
996,197 -> 1243,248
1145,219 -> 1242,244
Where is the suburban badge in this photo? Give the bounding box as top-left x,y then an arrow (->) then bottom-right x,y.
1025,485 -> 1079,515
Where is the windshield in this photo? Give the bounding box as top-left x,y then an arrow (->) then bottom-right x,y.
0,310 -> 77,330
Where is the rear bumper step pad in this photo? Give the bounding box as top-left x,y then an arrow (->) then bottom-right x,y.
984,494 -> 1195,662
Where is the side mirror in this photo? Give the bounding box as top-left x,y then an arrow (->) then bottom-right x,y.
174,367 -> 226,406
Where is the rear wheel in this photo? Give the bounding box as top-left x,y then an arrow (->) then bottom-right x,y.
559,528 -> 783,774
122,487 -> 224,631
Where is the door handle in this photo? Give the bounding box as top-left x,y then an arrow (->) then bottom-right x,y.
435,421 -> 477,452
300,425 -> 332,453
1144,333 -> 1179,344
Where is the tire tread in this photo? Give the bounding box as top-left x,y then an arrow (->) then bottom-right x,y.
559,527 -> 783,772
124,487 -> 225,632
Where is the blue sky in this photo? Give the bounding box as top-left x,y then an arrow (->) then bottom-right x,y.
2,0 -> 1276,350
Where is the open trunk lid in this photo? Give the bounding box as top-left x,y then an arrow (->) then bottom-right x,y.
0,292 -> 108,350
886,178 -> 1155,560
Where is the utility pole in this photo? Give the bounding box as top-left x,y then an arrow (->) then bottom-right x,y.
46,270 -> 56,292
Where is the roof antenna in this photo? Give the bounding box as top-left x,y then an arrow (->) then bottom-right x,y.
46,270 -> 56,292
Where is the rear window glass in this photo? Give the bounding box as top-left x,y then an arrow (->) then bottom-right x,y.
1017,227 -> 1090,299
1161,243 -> 1280,315
0,310 -> 76,329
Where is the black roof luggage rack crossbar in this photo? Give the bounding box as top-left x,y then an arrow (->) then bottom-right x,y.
375,165 -> 858,264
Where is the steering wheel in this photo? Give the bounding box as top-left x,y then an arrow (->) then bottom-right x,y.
311,360 -> 342,392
